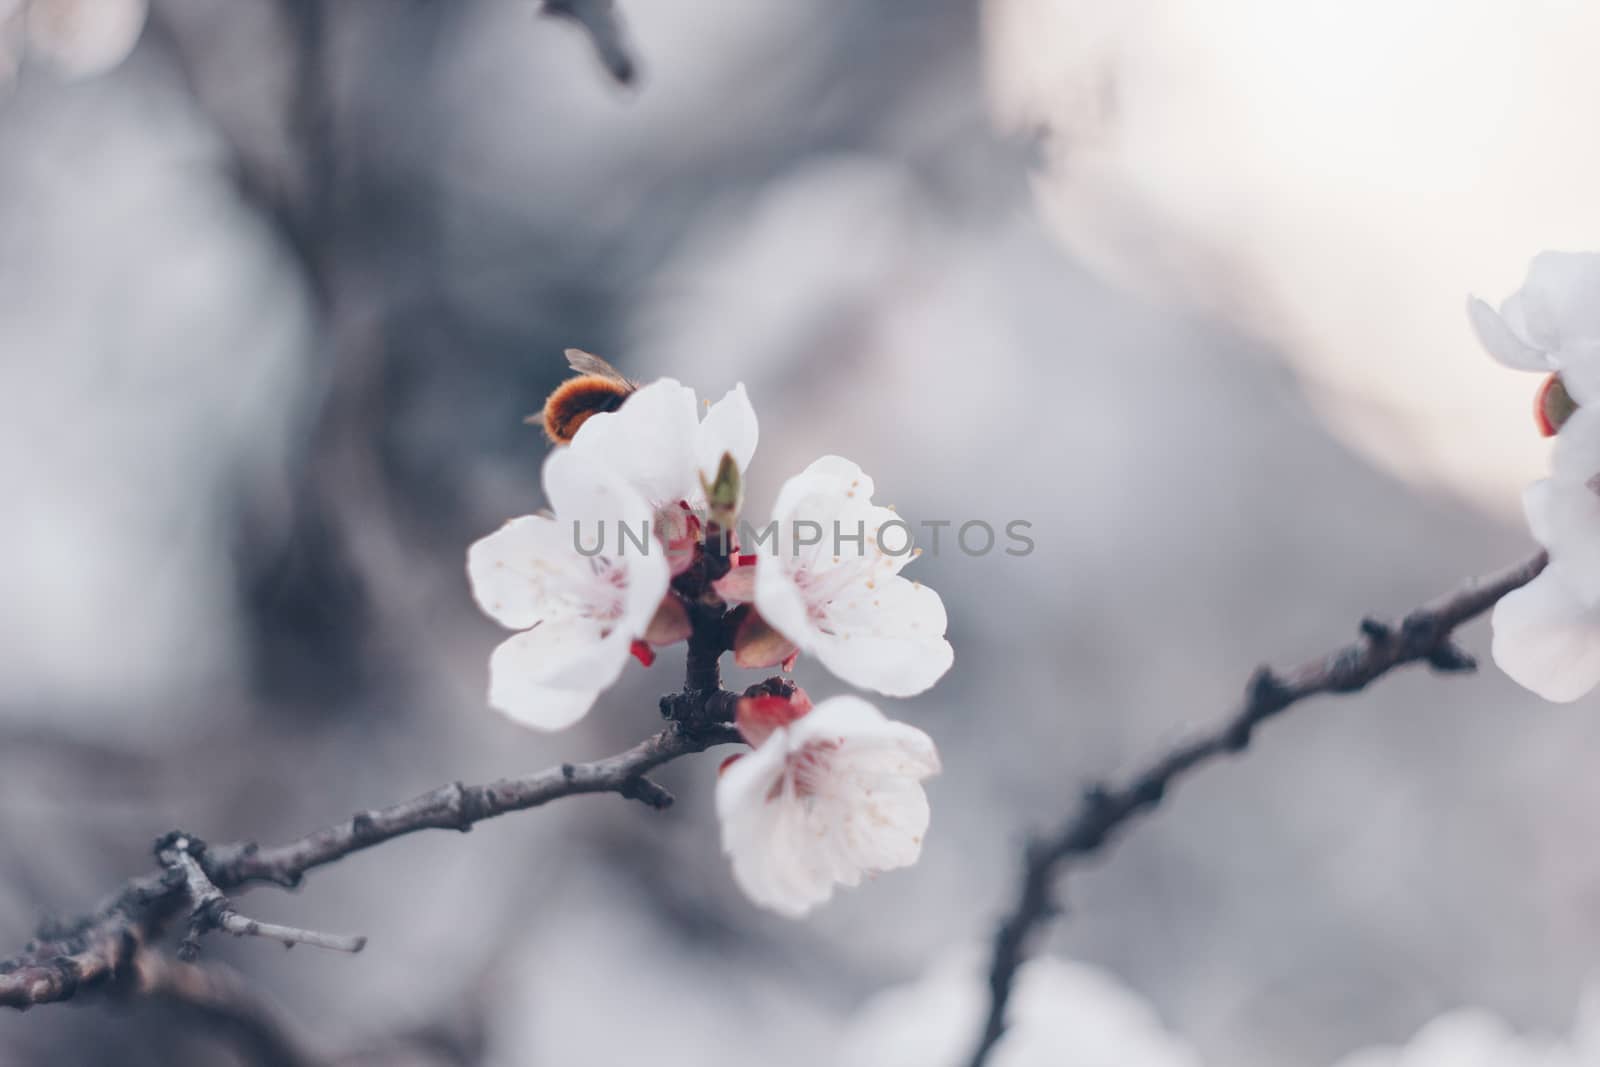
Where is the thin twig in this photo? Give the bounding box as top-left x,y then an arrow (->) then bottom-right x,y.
160,836 -> 366,958
541,0 -> 638,85
965,551 -> 1549,1067
0,720 -> 739,1009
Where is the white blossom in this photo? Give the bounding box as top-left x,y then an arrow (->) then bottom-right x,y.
1492,406 -> 1600,702
1492,562 -> 1600,704
838,951 -> 1201,1067
749,455 -> 953,696
1524,407 -> 1600,601
466,448 -> 668,731
716,693 -> 939,918
1468,251 -> 1600,405
1331,996 -> 1600,1067
566,377 -> 756,571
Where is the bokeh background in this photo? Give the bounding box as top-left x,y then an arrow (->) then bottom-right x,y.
4,0 -> 1600,1063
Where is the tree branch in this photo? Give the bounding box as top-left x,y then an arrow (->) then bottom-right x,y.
541,0 -> 638,85
135,952 -> 322,1067
965,550 -> 1549,1067
0,718 -> 739,1010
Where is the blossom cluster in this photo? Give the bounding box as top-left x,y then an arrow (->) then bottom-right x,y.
1470,253 -> 1600,701
467,373 -> 952,916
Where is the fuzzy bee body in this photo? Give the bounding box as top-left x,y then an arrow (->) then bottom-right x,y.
533,349 -> 637,444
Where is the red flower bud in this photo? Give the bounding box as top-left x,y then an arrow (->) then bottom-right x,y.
1536,372 -> 1578,437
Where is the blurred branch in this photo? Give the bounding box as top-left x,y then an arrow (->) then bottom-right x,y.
541,0 -> 638,85
136,952 -> 321,1067
0,716 -> 740,1010
966,550 -> 1549,1067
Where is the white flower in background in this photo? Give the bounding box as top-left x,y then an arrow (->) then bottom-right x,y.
466,448 -> 668,731
1492,407 -> 1600,702
716,692 -> 940,918
1331,996 -> 1600,1067
1469,251 -> 1600,415
1521,407 -> 1600,602
567,377 -> 757,571
738,455 -> 953,696
1468,256 -> 1600,702
0,0 -> 148,84
838,952 -> 1202,1067
1492,565 -> 1600,704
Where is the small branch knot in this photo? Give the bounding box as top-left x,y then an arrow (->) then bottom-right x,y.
452,782 -> 491,831
1245,666 -> 1288,709
618,776 -> 675,810
349,813 -> 380,846
1426,642 -> 1478,673
1359,617 -> 1391,641
1399,612 -> 1441,647
1222,720 -> 1254,752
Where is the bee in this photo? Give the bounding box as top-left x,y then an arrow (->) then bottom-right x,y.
531,348 -> 638,444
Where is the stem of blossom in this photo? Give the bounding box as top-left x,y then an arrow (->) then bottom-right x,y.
684,610 -> 726,694
964,550 -> 1549,1067
670,510 -> 737,700
703,521 -> 733,583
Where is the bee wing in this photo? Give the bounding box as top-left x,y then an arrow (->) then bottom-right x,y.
563,348 -> 634,390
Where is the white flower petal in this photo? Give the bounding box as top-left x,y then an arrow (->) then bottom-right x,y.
771,454 -> 877,518
810,576 -> 954,697
717,739 -> 837,917
756,455 -> 952,695
487,620 -> 626,730
544,434 -> 667,528
1557,340 -> 1600,406
752,551 -> 819,637
717,696 -> 940,918
1520,251 -> 1600,352
695,382 -> 759,483
541,446 -> 671,632
1521,479 -> 1556,549
1529,408 -> 1600,604
787,695 -> 941,768
768,460 -> 902,578
566,378 -> 701,507
1467,295 -> 1549,371
469,448 -> 667,731
465,515 -> 574,629
789,698 -> 938,874
1549,404 -> 1600,483
1491,568 -> 1600,703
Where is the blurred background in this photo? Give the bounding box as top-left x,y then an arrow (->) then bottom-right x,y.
3,0 -> 1599,1063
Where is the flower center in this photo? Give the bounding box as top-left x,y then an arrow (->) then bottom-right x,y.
770,739 -> 841,803
791,555 -> 892,631
535,555 -> 628,627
